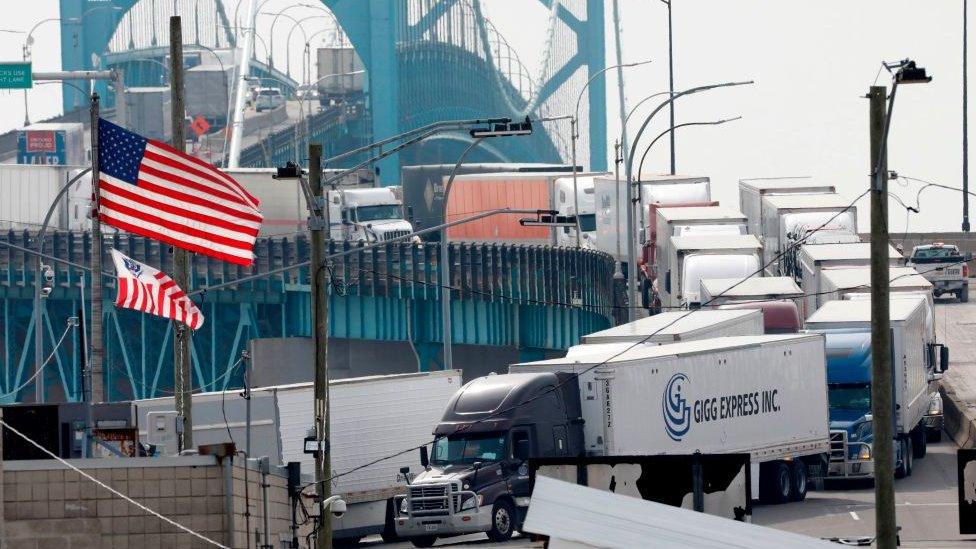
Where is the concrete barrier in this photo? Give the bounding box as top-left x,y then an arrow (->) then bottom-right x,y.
942,380 -> 976,447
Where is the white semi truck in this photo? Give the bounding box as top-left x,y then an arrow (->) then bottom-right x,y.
135,370 -> 463,544
759,193 -> 859,277
657,234 -> 763,309
699,276 -> 803,307
804,297 -> 947,480
795,242 -> 902,317
738,178 -> 836,236
594,174 -> 711,262
392,334 -> 830,546
327,187 -> 414,242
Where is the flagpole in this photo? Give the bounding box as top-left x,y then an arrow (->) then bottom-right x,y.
169,16 -> 194,453
89,93 -> 105,406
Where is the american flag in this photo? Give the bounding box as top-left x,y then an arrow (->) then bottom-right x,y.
96,118 -> 262,266
111,249 -> 204,330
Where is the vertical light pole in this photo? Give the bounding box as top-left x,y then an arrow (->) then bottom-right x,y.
571,60 -> 652,247
441,121 -> 533,370
227,0 -> 258,168
660,0 -> 676,174
868,59 -> 931,549
965,0 -> 971,232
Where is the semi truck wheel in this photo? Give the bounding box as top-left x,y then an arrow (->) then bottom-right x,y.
760,462 -> 793,504
410,536 -> 437,548
911,427 -> 927,459
790,460 -> 809,502
895,438 -> 913,478
487,499 -> 516,542
906,438 -> 914,476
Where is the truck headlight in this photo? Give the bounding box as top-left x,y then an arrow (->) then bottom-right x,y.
400,498 -> 408,514
459,494 -> 483,511
856,444 -> 871,461
928,393 -> 943,416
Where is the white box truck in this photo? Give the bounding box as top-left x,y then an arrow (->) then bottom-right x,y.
804,298 -> 947,480
135,370 -> 463,543
820,266 -> 933,305
653,206 -> 748,271
760,193 -> 859,277
594,174 -> 711,262
658,234 -> 763,309
391,335 -> 830,545
738,178 -> 836,236
796,242 -> 902,316
699,276 -> 803,307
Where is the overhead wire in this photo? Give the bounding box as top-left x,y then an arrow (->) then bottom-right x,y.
0,320 -> 74,399
299,187 -> 871,493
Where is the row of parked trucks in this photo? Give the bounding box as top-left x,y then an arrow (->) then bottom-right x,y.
384,175 -> 959,545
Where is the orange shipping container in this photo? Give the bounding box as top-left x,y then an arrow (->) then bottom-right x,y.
445,172 -> 563,244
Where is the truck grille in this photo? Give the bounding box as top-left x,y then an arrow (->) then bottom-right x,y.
382,229 -> 411,241
409,484 -> 450,516
829,430 -> 847,463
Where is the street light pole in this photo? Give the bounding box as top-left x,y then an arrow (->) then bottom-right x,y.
660,0 -> 676,174
868,59 -> 931,549
624,80 -> 753,318
440,137 -> 484,371
636,118 -> 741,179
965,0 -> 971,232
571,59 -> 652,247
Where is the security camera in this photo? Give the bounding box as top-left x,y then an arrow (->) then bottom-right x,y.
41,264 -> 54,283
330,498 -> 347,519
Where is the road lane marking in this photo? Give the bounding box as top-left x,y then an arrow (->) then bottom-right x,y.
849,511 -> 860,521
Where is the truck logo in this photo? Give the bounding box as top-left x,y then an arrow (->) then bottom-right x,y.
663,373 -> 691,441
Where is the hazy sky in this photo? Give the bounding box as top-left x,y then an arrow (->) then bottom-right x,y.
0,1 -> 968,233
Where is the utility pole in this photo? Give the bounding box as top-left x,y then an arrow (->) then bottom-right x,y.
89,95 -> 104,405
308,144 -> 332,548
965,0 -> 971,232
170,16 -> 193,452
869,84 -> 897,549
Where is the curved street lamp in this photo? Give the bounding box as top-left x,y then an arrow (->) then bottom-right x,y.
569,59 -> 652,246
621,79 -> 753,319
285,15 -> 332,84
636,117 -> 742,185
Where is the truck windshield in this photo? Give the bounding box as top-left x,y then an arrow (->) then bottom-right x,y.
911,247 -> 960,263
356,204 -> 401,222
578,214 -> 596,232
828,383 -> 871,411
431,433 -> 506,466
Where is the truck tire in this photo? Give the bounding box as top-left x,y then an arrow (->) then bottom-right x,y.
486,499 -> 516,542
790,460 -> 809,502
410,536 -> 437,548
911,426 -> 927,459
928,428 -> 943,443
962,284 -> 970,303
906,437 -> 914,476
895,438 -> 912,479
760,462 -> 793,504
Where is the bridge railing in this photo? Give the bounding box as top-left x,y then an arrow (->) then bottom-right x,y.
0,230 -> 616,316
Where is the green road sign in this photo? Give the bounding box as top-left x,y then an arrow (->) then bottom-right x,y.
0,62 -> 32,89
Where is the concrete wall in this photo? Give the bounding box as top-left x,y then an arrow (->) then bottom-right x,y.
1,456 -> 295,549
865,232 -> 976,264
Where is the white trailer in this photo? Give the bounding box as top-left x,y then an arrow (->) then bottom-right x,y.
658,234 -> 762,309
699,276 -> 803,307
594,174 -> 711,261
512,334 -> 831,503
569,308 -> 763,357
135,370 -> 463,542
796,242 -> 902,317
820,266 -> 933,304
760,193 -> 858,277
553,173 -> 610,247
738,178 -> 836,236
653,206 -> 748,273
804,298 -> 944,479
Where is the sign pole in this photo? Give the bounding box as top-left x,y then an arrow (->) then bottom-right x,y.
89,94 -> 104,405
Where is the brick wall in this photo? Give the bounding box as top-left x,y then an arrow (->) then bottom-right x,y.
1,456 -> 295,549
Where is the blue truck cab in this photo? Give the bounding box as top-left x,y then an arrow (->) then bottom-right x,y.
822,330 -> 878,479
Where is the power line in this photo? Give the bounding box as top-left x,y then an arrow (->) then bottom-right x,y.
0,418 -> 229,548
300,187 -> 871,492
0,320 -> 74,399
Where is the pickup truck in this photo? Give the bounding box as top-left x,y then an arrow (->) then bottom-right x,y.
906,243 -> 971,302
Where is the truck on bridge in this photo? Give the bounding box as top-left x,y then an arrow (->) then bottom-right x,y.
392,334 -> 830,546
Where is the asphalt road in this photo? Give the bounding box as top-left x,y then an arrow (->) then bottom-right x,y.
369,292 -> 976,548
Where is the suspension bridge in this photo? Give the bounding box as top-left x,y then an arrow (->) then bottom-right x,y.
0,0 -> 614,402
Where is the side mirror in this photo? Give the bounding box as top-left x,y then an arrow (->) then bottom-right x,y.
927,344 -> 937,370
941,345 -> 950,373
400,466 -> 411,485
420,446 -> 429,469
514,438 -> 531,461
